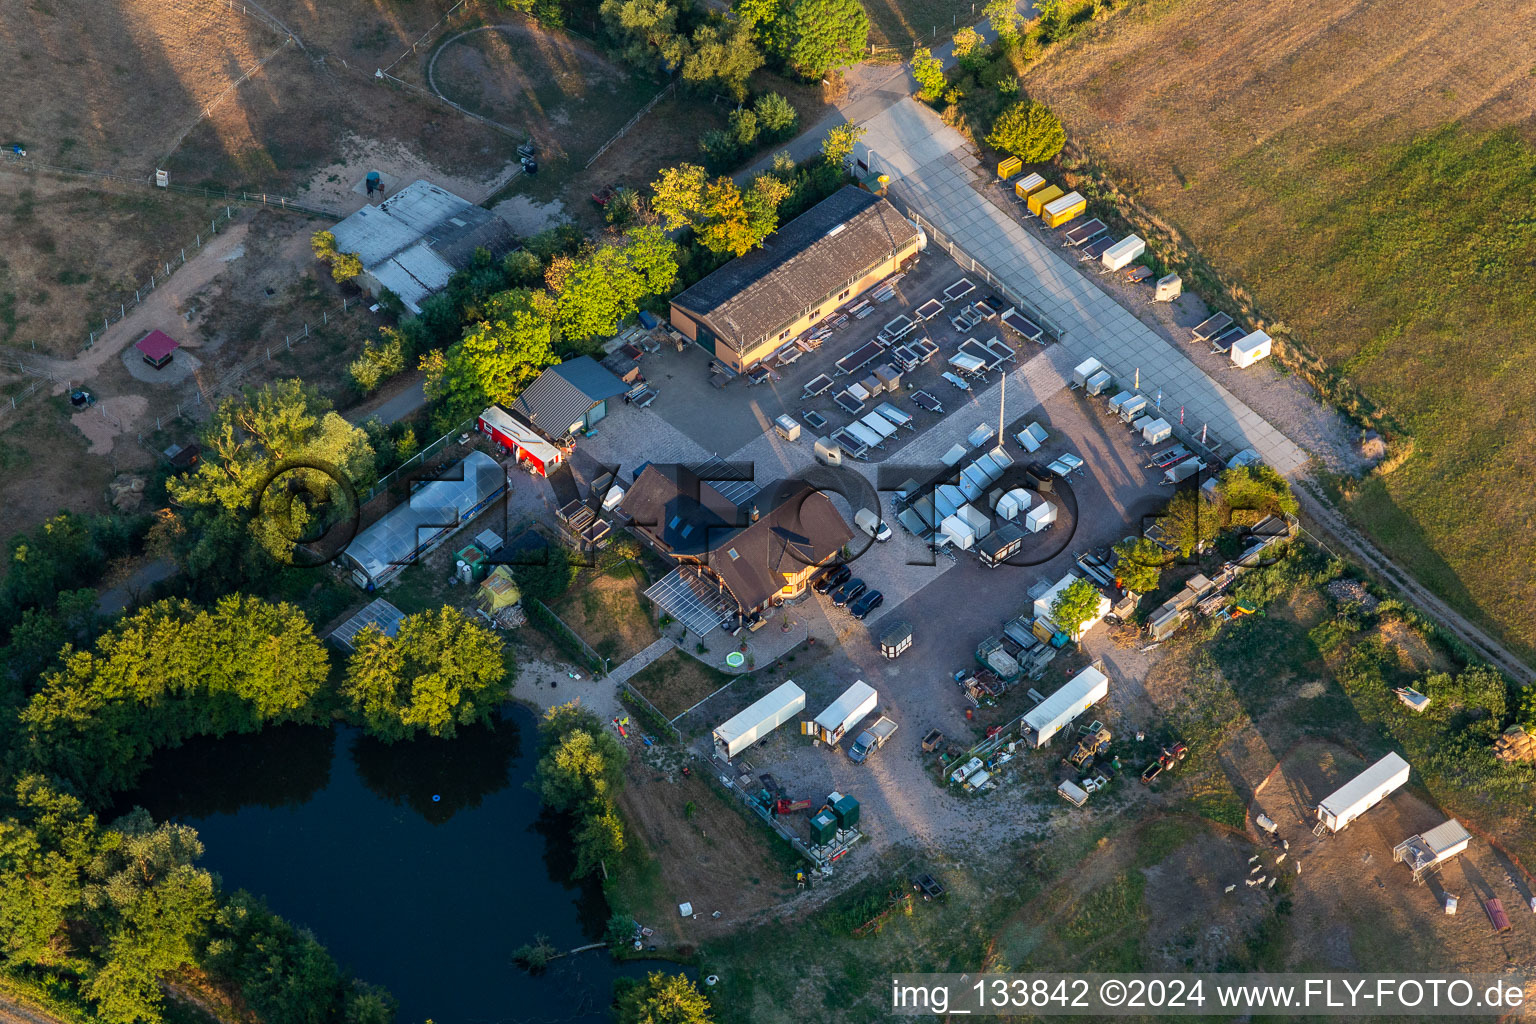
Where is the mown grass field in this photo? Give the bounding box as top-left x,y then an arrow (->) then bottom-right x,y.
1020,0 -> 1536,664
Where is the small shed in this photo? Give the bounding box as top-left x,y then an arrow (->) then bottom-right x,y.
1393,819 -> 1472,882
478,565 -> 522,613
136,330 -> 180,369
878,619 -> 913,659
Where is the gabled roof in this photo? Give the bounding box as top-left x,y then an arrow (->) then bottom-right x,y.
511,357 -> 626,433
671,187 -> 921,353
706,480 -> 852,613
620,464 -> 742,557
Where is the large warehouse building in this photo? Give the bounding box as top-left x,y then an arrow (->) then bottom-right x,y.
668,186 -> 923,373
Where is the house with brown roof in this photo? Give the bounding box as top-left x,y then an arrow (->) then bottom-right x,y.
622,465 -> 853,632
668,186 -> 923,373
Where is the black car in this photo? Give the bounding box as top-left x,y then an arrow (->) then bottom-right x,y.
813,564 -> 852,594
832,579 -> 867,607
850,589 -> 884,619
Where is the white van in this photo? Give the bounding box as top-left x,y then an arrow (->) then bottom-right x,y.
855,508 -> 892,542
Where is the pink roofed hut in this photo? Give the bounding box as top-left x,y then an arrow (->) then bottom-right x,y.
136,330 -> 180,369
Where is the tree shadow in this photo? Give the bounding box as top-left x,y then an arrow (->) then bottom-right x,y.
349,713 -> 524,825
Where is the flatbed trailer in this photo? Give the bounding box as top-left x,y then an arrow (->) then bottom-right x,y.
999,307 -> 1044,343
914,298 -> 945,320
1063,218 -> 1108,246
802,373 -> 834,398
1081,235 -> 1117,261
830,428 -> 868,460
834,390 -> 865,414
1208,325 -> 1246,354
1191,311 -> 1234,342
959,337 -> 1004,369
911,390 -> 944,414
1148,444 -> 1191,469
837,340 -> 886,376
943,278 -> 976,302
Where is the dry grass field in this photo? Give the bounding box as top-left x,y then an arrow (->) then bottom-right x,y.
1022,0 -> 1536,662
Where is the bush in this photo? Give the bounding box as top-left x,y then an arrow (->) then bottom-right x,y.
728,107 -> 759,148
985,99 -> 1065,162
754,92 -> 799,140
347,331 -> 406,394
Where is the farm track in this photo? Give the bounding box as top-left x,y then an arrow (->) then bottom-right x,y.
0,995 -> 63,1024
1296,483 -> 1535,686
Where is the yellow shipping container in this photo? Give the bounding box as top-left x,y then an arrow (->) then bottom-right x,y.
997,155 -> 1023,180
1027,184 -> 1064,217
1013,172 -> 1047,200
1043,191 -> 1087,228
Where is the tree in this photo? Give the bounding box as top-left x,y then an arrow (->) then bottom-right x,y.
1112,537 -> 1168,594
456,291 -> 560,404
550,229 -> 679,341
1217,464 -> 1299,520
614,971 -> 716,1024
1049,578 -> 1104,641
754,92 -> 799,140
952,25 -> 983,61
536,725 -> 627,812
310,230 -> 364,283
983,0 -> 1020,43
783,0 -> 868,78
168,380 -> 374,564
985,100 -> 1065,162
820,122 -> 865,166
348,332 -> 406,394
910,46 -> 946,99
649,165 -> 784,257
651,164 -> 710,232
341,607 -> 509,742
601,0 -> 691,69
728,106 -> 759,148
683,20 -> 763,101
1159,489 -> 1222,558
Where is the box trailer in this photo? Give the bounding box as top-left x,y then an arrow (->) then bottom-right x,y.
1084,369 -> 1114,396
1118,395 -> 1149,423
997,155 -> 1023,180
1042,191 -> 1087,228
1027,184 -> 1064,217
1024,498 -> 1057,533
1164,458 -> 1206,484
1229,330 -> 1273,368
978,522 -> 1026,567
1100,234 -> 1146,272
808,680 -> 877,745
773,413 -> 801,441
713,680 -> 806,760
1154,273 -> 1183,301
1141,418 -> 1172,444
1071,357 -> 1104,389
1316,752 -> 1410,833
1107,390 -> 1136,414
1025,664 -> 1109,747
1014,172 -> 1047,199
997,487 -> 1033,521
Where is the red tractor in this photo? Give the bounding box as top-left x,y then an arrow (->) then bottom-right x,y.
1139,741 -> 1189,785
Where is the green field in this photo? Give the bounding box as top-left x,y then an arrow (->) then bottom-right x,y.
1021,0 -> 1536,666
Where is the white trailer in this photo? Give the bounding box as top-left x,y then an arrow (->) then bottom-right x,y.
1024,664 -> 1109,748
1394,819 -> 1472,882
713,680 -> 806,760
1118,395 -> 1149,423
844,420 -> 884,449
1071,357 -> 1104,389
808,680 -> 877,745
1141,417 -> 1172,444
874,401 -> 914,430
1024,498 -> 1057,533
1230,330 -> 1272,368
1084,369 -> 1114,396
1316,752 -> 1410,833
1101,234 -> 1146,272
1163,458 -> 1206,484
997,487 -> 1033,521
860,411 -> 898,440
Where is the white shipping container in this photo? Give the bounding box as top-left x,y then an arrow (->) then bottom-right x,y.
1025,664 -> 1109,747
714,681 -> 806,759
812,681 -> 877,744
1101,234 -> 1146,272
1317,752 -> 1410,832
1230,330 -> 1273,368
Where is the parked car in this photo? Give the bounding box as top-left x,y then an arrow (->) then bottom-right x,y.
814,564 -> 852,594
832,579 -> 867,607
850,589 -> 884,619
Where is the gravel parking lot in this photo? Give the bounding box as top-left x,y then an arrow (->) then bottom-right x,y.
686,378 -> 1179,858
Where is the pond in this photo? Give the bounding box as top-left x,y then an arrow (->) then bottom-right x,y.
116,705 -> 667,1023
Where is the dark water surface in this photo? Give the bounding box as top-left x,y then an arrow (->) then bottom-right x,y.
117,705 -> 663,1023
